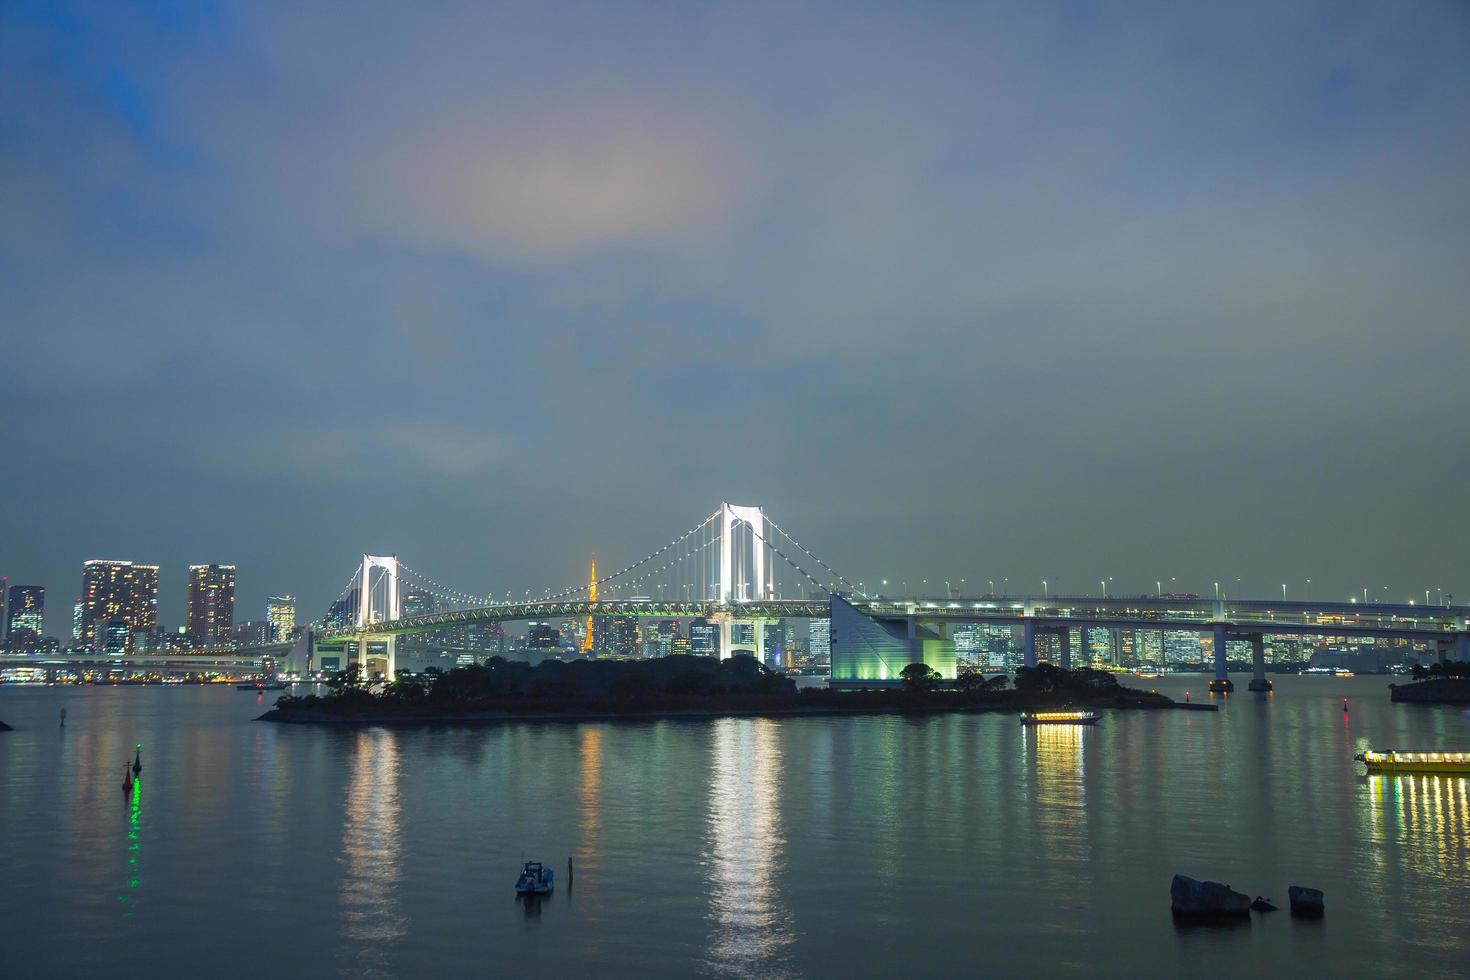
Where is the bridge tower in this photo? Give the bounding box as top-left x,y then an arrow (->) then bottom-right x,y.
716,503 -> 770,661
356,554 -> 400,679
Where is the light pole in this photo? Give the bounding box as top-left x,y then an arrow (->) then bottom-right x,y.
1214,581 -> 1219,600
1101,580 -> 1108,598
1156,580 -> 1162,597
1281,583 -> 1287,601
1042,580 -> 1049,598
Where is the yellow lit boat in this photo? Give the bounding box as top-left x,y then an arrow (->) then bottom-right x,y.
1020,710 -> 1100,726
1354,750 -> 1470,774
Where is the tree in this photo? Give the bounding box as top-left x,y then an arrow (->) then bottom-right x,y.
900,662 -> 941,692
956,662 -> 988,692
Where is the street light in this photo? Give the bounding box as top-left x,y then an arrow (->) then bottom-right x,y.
1281,584 -> 1287,601
1042,580 -> 1049,598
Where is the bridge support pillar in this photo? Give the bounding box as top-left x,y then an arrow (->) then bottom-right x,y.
1059,628 -> 1072,671
1247,634 -> 1272,692
1023,620 -> 1037,668
1209,623 -> 1233,693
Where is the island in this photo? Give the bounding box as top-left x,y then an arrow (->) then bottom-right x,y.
258,655 -> 1175,725
1390,662 -> 1470,704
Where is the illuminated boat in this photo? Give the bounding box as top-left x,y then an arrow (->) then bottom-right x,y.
1020,711 -> 1100,726
515,861 -> 555,895
1354,750 -> 1470,775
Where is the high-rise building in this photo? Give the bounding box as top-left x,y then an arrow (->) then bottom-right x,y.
233,619 -> 272,646
71,599 -> 83,647
688,618 -> 717,655
82,560 -> 158,652
266,595 -> 297,642
327,588 -> 358,630
5,586 -> 45,651
187,564 -> 236,647
764,620 -> 787,667
605,617 -> 638,657
401,587 -> 435,618
808,618 -> 831,660
528,622 -> 561,650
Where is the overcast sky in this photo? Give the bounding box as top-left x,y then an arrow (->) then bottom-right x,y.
2,1 -> 1468,634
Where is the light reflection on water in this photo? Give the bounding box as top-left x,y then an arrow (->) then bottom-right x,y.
3,678 -> 1470,977
339,730 -> 404,976
704,718 -> 794,978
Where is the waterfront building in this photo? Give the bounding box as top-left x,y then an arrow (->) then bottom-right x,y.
187,564 -> 236,647
71,599 -> 83,646
266,595 -> 296,642
5,586 -> 44,651
829,596 -> 954,685
82,560 -> 159,652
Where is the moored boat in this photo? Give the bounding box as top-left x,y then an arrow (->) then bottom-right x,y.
515,861 -> 555,895
1354,750 -> 1470,775
1020,710 -> 1100,726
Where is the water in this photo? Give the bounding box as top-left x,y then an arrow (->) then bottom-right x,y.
2,675 -> 1468,978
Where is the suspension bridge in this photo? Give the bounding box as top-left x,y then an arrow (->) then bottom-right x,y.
308,503 -> 845,675
296,500 -> 1470,690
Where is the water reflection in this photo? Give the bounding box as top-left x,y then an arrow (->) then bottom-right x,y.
704,718 -> 794,978
339,731 -> 404,977
118,778 -> 142,915
578,727 -> 603,876
1027,725 -> 1089,871
1364,774 -> 1470,865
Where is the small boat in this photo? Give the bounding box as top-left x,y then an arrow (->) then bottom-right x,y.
1020,710 -> 1100,726
237,682 -> 287,691
1355,750 -> 1470,775
515,861 -> 555,896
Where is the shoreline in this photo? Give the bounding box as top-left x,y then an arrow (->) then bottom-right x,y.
258,694 -> 1177,727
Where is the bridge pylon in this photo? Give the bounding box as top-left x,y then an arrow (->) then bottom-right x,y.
355,554 -> 400,679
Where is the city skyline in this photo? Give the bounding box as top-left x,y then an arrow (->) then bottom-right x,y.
3,3 -> 1467,638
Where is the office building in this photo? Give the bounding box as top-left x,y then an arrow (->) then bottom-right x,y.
71,599 -> 83,646
688,618 -> 717,655
5,586 -> 45,650
809,618 -> 831,660
266,595 -> 296,643
187,564 -> 236,647
528,622 -> 561,650
82,560 -> 158,652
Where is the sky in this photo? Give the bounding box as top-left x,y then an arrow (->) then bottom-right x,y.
2,1 -> 1468,635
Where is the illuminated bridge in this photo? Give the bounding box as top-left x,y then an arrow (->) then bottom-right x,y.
302,501 -> 1470,689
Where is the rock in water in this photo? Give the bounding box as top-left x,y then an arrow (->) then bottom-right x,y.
1251,896 -> 1278,912
1288,885 -> 1324,916
1170,875 -> 1252,916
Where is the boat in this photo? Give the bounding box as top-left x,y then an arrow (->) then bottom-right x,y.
237,682 -> 287,691
1019,710 -> 1100,726
1354,750 -> 1470,775
515,861 -> 555,895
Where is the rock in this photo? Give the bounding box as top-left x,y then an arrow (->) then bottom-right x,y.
1170,874 -> 1252,916
1251,896 -> 1277,912
1288,885 -> 1324,916
0,719 -> 12,732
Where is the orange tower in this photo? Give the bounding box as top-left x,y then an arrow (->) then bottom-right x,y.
582,555 -> 597,653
